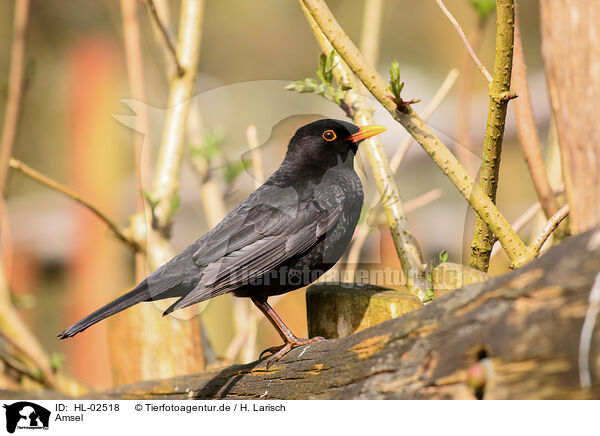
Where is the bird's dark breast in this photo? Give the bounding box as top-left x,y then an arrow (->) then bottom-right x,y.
233,169 -> 363,300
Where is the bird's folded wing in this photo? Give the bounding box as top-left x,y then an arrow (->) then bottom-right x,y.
163,203 -> 342,314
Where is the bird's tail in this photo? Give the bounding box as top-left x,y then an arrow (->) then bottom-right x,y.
58,280 -> 151,339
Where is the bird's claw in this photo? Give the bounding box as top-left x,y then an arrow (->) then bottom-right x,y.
260,336 -> 325,370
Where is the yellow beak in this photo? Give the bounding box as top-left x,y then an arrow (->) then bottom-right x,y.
347,125 -> 387,143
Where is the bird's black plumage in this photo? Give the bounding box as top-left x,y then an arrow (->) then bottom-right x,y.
58,118 -> 385,364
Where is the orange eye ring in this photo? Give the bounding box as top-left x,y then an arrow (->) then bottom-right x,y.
322,130 -> 336,141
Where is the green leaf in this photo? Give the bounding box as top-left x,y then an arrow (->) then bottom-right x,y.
284,80 -> 307,92
423,286 -> 435,303
223,159 -> 249,184
169,192 -> 181,216
199,127 -> 225,161
324,51 -> 337,84
439,250 -> 448,263
286,52 -> 347,108
388,59 -> 404,100
468,0 -> 496,19
316,51 -> 337,85
317,53 -> 328,84
142,190 -> 159,211
50,353 -> 66,372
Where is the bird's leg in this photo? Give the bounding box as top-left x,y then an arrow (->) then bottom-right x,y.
251,298 -> 324,368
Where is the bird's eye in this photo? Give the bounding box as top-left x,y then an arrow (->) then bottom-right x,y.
322,130 -> 336,141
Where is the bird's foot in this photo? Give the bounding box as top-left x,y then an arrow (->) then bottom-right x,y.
260,336 -> 325,369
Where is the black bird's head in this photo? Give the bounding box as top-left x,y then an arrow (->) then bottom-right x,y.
285,119 -> 386,169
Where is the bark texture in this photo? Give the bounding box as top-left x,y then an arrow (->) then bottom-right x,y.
540,0 -> 600,234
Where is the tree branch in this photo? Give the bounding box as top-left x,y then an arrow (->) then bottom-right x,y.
359,0 -> 384,66
469,0 -> 516,272
149,0 -> 204,234
144,0 -> 184,76
434,0 -> 492,83
301,0 -> 534,268
512,1 -> 561,222
121,0 -> 153,280
0,0 -> 30,195
532,204 -> 569,254
8,158 -> 142,252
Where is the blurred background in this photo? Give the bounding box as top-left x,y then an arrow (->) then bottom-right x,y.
0,0 -> 555,390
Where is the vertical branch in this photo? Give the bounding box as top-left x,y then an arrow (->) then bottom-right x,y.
359,0 -> 384,66
300,1 -> 427,299
121,0 -> 152,280
150,0 -> 204,234
469,0 -> 516,272
0,0 -> 30,195
512,1 -> 561,222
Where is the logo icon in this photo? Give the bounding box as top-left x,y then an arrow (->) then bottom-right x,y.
3,402 -> 50,433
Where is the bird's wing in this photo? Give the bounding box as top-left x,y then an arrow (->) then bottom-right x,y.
163,198 -> 342,315
191,184 -> 300,267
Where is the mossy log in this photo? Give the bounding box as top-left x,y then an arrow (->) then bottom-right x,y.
3,228 -> 600,400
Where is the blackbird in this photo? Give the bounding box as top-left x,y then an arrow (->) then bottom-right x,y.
58,118 -> 386,367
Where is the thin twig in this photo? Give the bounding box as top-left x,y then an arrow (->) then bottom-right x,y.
434,0 -> 492,83
512,0 -> 561,222
579,270 -> 600,390
0,0 -> 30,195
144,0 -> 185,76
532,204 -> 569,254
456,17 -> 488,176
390,68 -> 459,172
8,158 -> 142,252
301,0 -> 534,268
